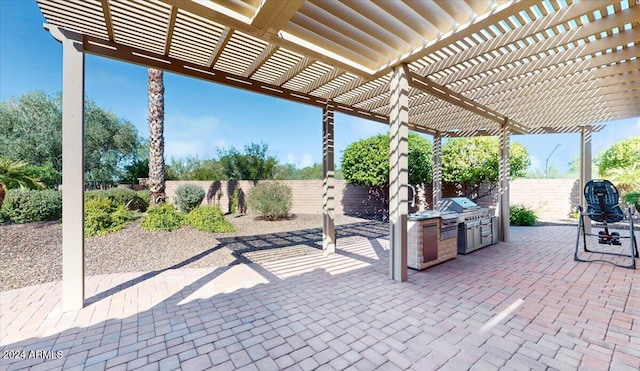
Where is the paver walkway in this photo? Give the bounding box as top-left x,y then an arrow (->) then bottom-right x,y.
1,225 -> 639,370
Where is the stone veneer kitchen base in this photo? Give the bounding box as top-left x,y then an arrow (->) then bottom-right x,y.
407,217 -> 458,270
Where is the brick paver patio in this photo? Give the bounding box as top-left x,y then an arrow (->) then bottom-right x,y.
1,224 -> 638,370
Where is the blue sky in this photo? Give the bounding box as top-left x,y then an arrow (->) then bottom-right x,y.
2,0 -> 638,173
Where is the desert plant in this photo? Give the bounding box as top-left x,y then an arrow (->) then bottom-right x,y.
137,189 -> 150,204
247,181 -> 292,220
509,205 -> 537,226
141,204 -> 185,231
106,187 -> 148,211
174,183 -> 205,213
623,191 -> 640,211
230,188 -> 240,215
1,189 -> 62,223
85,197 -> 138,237
0,158 -> 44,210
187,205 -> 235,233
84,188 -> 148,212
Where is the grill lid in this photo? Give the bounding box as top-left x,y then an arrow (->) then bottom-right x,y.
436,197 -> 480,213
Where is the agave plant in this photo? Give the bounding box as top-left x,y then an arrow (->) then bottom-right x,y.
0,158 -> 44,209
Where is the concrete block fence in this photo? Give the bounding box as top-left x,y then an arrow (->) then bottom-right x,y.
164,179 -> 580,221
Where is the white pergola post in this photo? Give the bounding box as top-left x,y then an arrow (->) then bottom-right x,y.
322,103 -> 336,256
580,126 -> 593,234
389,65 -> 409,282
432,132 -> 442,208
48,26 -> 86,310
498,119 -> 510,242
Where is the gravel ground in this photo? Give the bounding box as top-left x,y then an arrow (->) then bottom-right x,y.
0,213 -> 387,291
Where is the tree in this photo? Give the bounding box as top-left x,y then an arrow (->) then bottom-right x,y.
0,91 -> 143,183
0,158 -> 43,209
442,137 -> 530,199
273,163 -> 297,180
598,136 -> 640,177
218,142 -> 277,180
341,132 -> 433,187
296,163 -> 323,180
84,100 -> 141,181
148,68 -> 166,204
0,91 -> 61,170
606,164 -> 640,193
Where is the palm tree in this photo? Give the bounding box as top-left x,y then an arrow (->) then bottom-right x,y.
147,68 -> 166,204
0,158 -> 43,209
605,164 -> 640,193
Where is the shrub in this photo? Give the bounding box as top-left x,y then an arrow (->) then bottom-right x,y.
84,188 -> 148,212
247,181 -> 292,220
175,183 -> 205,213
106,188 -> 148,211
1,189 -> 62,223
509,205 -> 537,226
623,191 -> 640,211
141,204 -> 185,231
85,197 -> 138,237
137,190 -> 150,204
230,188 -> 240,214
187,205 -> 235,233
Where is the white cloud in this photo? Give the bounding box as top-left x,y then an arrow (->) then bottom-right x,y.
285,152 -> 315,168
163,112 -> 223,159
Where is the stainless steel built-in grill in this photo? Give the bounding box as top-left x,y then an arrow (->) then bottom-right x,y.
436,197 -> 497,254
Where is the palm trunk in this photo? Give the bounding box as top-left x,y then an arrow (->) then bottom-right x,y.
148,68 -> 166,204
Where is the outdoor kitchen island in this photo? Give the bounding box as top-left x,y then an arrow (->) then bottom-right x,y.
407,210 -> 459,270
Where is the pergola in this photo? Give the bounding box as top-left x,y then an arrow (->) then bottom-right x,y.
36,0 -> 640,310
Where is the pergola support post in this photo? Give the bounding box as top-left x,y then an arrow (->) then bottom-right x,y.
432,132 -> 442,208
322,103 -> 336,255
48,26 -> 86,310
498,118 -> 510,242
389,65 -> 409,282
580,126 -> 593,234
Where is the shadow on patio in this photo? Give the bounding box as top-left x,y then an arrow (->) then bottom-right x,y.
1,225 -> 639,370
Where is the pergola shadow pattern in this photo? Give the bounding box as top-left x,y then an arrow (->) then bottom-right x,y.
1,226 -> 639,370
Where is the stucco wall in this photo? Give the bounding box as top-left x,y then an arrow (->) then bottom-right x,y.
509,178 -> 580,220
165,178 -> 580,220
165,180 -> 388,218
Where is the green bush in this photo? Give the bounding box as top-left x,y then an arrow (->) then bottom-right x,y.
106,188 -> 148,211
137,190 -> 150,204
509,205 -> 537,226
141,204 -> 185,231
84,188 -> 148,212
247,181 -> 292,220
187,205 -> 235,233
230,188 -> 240,214
1,189 -> 62,223
174,183 -> 205,213
623,191 -> 639,205
85,197 -> 138,237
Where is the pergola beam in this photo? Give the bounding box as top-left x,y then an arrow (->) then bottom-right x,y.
406,69 -> 528,134
207,27 -> 233,68
99,0 -> 114,41
163,6 -> 178,56
80,32 -> 389,125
